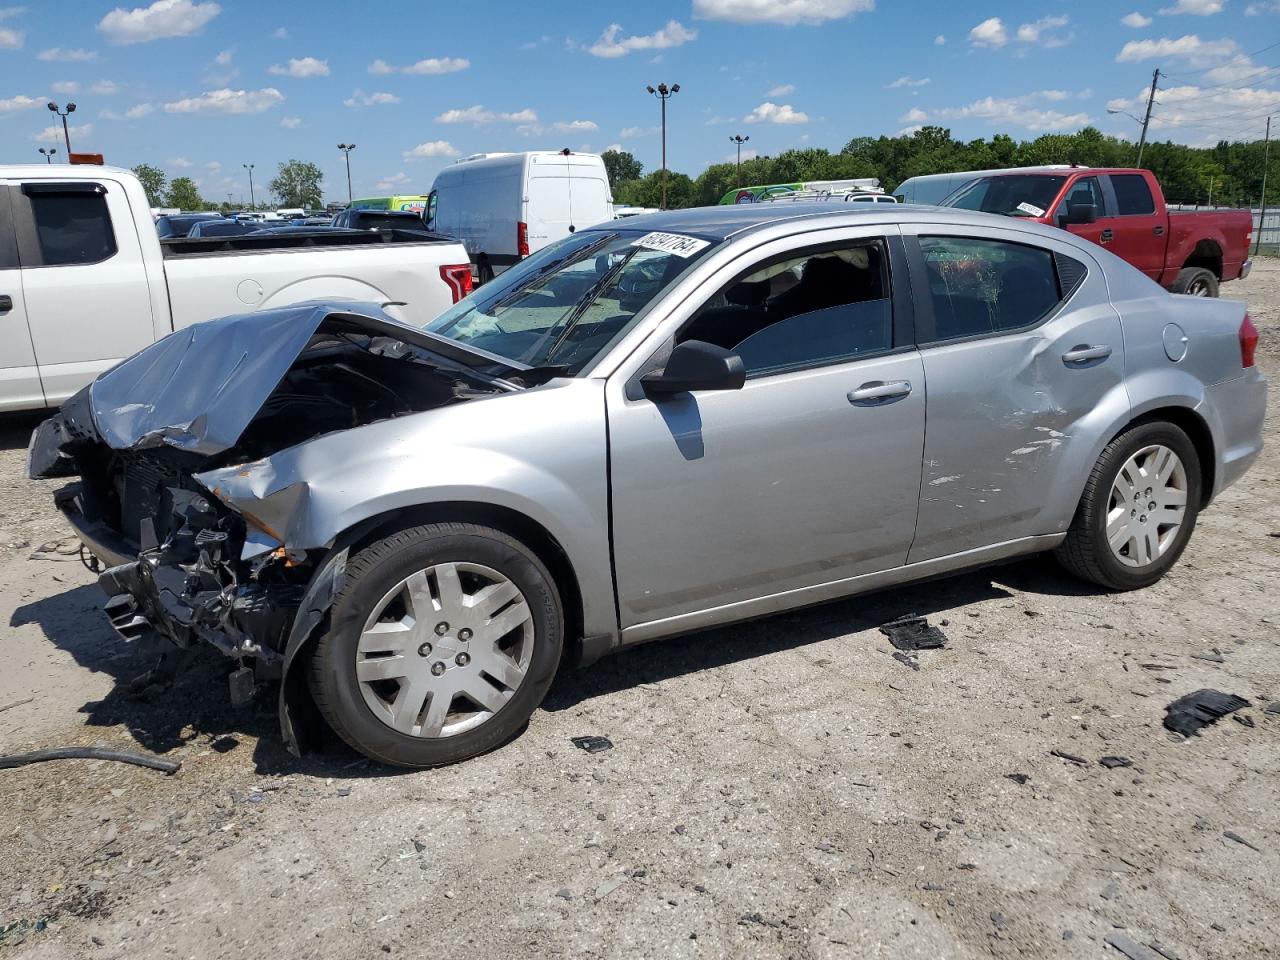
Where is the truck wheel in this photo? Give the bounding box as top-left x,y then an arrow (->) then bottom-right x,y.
1172,267 -> 1218,298
307,522 -> 563,767
1054,420 -> 1201,591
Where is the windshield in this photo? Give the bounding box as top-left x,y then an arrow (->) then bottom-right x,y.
942,175 -> 1067,217
423,229 -> 718,375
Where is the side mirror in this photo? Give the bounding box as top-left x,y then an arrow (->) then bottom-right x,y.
641,340 -> 746,396
1062,203 -> 1097,226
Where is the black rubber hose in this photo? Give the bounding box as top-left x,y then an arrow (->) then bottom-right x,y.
0,747 -> 181,774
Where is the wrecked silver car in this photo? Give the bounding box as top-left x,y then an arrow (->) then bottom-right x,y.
30,207 -> 1266,767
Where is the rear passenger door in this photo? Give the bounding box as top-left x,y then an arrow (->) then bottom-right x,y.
1101,173 -> 1165,281
901,226 -> 1125,563
0,182 -> 44,411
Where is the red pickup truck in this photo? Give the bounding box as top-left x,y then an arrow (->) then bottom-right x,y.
941,167 -> 1252,297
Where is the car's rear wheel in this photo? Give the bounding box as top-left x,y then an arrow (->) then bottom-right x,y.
1054,421 -> 1202,590
1172,267 -> 1219,298
307,522 -> 563,767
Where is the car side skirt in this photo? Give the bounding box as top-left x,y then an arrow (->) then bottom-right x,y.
617,533 -> 1066,648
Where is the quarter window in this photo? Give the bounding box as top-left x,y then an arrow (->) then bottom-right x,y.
26,187 -> 117,266
1109,174 -> 1156,216
918,236 -> 1075,343
680,240 -> 892,377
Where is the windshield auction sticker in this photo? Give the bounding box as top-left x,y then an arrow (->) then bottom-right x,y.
632,232 -> 711,258
1016,201 -> 1046,217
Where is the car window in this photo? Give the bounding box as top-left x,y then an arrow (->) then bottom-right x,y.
0,187 -> 17,269
680,240 -> 892,377
1059,177 -> 1108,218
918,236 -> 1069,343
27,188 -> 117,266
1109,174 -> 1156,216
943,175 -> 1066,217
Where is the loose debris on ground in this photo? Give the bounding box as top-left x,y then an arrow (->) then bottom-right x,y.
1162,689 -> 1251,737
0,746 -> 181,774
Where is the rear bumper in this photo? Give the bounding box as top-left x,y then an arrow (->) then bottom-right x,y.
1240,259 -> 1252,280
1203,369 -> 1267,499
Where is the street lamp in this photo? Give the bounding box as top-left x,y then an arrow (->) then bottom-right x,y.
646,82 -> 680,209
337,143 -> 356,205
46,101 -> 76,154
38,147 -> 57,164
730,134 -> 750,173
243,163 -> 255,209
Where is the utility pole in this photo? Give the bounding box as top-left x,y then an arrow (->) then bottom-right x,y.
243,163 -> 255,209
730,134 -> 750,175
338,143 -> 356,205
646,83 -> 679,209
1136,68 -> 1159,169
1255,114 -> 1271,257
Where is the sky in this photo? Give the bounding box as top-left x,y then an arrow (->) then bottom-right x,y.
1,0 -> 1278,204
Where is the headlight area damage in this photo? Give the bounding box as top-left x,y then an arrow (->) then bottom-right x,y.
28,302 -> 516,747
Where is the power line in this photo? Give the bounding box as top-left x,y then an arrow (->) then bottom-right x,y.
1163,38 -> 1280,77
1162,62 -> 1280,92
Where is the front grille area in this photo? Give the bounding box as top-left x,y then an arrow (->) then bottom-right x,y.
114,452 -> 192,548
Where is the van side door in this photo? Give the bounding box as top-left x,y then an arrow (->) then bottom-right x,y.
0,182 -> 45,411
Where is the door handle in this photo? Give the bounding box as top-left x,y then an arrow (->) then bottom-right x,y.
1062,344 -> 1112,365
0,295 -> 11,313
1100,228 -> 1114,244
848,380 -> 912,405
1153,225 -> 1165,237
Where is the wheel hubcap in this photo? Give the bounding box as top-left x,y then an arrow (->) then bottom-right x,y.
355,562 -> 533,738
1106,444 -> 1188,568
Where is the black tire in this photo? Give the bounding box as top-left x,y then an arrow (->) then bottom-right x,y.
307,522 -> 563,767
1172,266 -> 1219,298
1054,420 -> 1202,590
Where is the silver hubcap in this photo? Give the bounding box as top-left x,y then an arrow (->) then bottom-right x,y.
355,562 -> 533,738
1188,280 -> 1210,297
1106,444 -> 1187,568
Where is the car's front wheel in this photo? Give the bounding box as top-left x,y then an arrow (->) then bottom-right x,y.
307,522 -> 563,767
1055,421 -> 1202,590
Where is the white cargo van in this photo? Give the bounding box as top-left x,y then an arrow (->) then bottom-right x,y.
426,151 -> 613,280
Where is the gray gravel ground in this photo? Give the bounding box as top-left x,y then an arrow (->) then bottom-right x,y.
1,264 -> 1278,959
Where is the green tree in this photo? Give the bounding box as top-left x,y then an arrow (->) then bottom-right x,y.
602,149 -> 643,189
132,163 -> 167,207
166,177 -> 204,211
269,159 -> 324,209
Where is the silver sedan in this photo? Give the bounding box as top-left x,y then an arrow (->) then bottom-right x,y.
31,204 -> 1267,767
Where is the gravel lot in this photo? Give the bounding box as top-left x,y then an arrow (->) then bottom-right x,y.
1,264 -> 1277,959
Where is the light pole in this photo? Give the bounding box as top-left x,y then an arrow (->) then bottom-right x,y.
646,82 -> 679,209
38,147 -> 56,164
46,101 -> 76,154
338,143 -> 356,205
243,163 -> 255,209
730,134 -> 750,174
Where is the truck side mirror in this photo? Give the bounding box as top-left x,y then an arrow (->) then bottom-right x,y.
1062,203 -> 1097,226
641,340 -> 746,396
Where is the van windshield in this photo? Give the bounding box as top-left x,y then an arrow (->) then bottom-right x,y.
423,229 -> 718,375
942,175 -> 1067,217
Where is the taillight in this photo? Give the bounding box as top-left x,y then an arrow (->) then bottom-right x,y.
1240,314 -> 1258,368
439,263 -> 474,303
517,221 -> 529,258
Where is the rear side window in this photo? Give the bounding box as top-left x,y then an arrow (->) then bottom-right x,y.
1109,174 -> 1156,216
0,187 -> 18,269
918,236 -> 1080,344
25,187 -> 117,266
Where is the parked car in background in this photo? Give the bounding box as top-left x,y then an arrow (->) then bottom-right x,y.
30,203 -> 1265,767
154,212 -> 226,238
893,167 -> 1077,205
940,167 -> 1252,296
187,219 -> 263,238
427,151 -> 613,281
719,178 -> 883,204
0,165 -> 474,411
276,207 -> 307,220
331,208 -> 432,233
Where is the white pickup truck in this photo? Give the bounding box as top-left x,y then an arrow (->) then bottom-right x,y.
0,165 -> 474,412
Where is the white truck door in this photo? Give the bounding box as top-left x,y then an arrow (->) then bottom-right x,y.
0,182 -> 45,411
15,178 -> 156,405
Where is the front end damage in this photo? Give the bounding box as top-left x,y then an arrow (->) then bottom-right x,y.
29,302 -> 514,748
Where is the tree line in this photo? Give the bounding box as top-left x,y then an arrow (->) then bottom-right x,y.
131,160 -> 325,211
604,125 -> 1278,210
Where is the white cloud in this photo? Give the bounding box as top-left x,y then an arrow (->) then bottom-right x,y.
767,83 -> 795,96
908,91 -> 1090,130
692,0 -> 873,26
34,122 -> 92,143
1116,34 -> 1237,62
37,47 -> 98,61
934,34 -> 946,45
1121,11 -> 1153,27
403,140 -> 460,160
0,93 -> 42,113
1107,81 -> 1280,142
344,89 -> 400,108
435,104 -> 537,124
279,115 -> 301,128
1159,0 -> 1224,14
376,172 -> 411,190
901,106 -> 928,123
603,143 -> 623,153
124,102 -> 153,118
272,26 -> 287,39
0,27 -> 20,48
163,87 -> 285,114
52,81 -> 80,94
1016,14 -> 1071,46
743,101 -> 809,124
588,20 -> 696,58
886,75 -> 930,88
1246,1 -> 1280,13
169,157 -> 192,167
268,57 -> 329,78
206,160 -> 220,170
620,125 -> 658,137
554,119 -> 597,132
91,80 -> 120,95
98,0 -> 221,45
0,7 -> 23,19
724,148 -> 759,162
370,56 -> 469,75
969,17 -> 1007,47
213,48 -> 231,65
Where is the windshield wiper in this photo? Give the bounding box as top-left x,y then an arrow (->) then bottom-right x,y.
533,248 -> 638,366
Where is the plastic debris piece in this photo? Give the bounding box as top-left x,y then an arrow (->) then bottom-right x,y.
1105,932 -> 1162,960
879,614 -> 947,651
571,736 -> 614,754
1099,756 -> 1133,769
1162,689 -> 1250,737
0,746 -> 180,775
1051,749 -> 1089,766
1223,830 -> 1260,852
1005,773 -> 1030,785
890,651 -> 920,671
